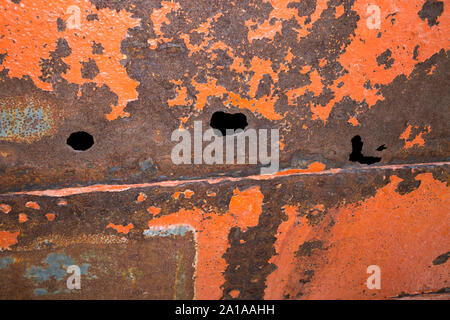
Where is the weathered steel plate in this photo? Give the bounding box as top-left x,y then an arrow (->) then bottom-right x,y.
0,0 -> 449,192
0,0 -> 448,300
0,164 -> 448,299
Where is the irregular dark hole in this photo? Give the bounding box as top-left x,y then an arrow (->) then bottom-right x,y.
67,131 -> 94,151
349,135 -> 381,165
376,144 -> 387,151
432,252 -> 449,265
210,111 -> 248,136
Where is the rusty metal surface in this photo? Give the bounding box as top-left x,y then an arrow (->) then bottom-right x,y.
0,0 -> 449,192
1,164 -> 448,299
0,0 -> 449,300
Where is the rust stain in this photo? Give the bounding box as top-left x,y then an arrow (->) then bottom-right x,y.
13,234 -> 128,252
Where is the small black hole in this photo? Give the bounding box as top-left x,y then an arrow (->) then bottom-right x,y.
67,131 -> 94,151
349,135 -> 381,165
210,111 -> 248,136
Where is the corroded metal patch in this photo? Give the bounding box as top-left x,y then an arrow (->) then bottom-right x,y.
0,164 -> 448,299
0,0 -> 448,300
0,0 -> 448,191
0,237 -> 195,299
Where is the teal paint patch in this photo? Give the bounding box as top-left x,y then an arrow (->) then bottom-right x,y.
139,157 -> 156,174
34,288 -> 71,296
33,288 -> 48,296
143,225 -> 194,238
0,98 -> 54,143
0,256 -> 15,269
27,252 -> 89,282
80,264 -> 89,275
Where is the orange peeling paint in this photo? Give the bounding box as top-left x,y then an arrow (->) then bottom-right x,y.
184,189 -> 194,199
400,125 -> 431,149
175,16 -> 286,120
57,200 -> 67,206
147,186 -> 264,299
248,57 -> 278,97
181,34 -> 284,120
25,201 -> 40,210
266,173 -> 450,299
227,91 -> 282,121
168,86 -> 190,107
136,192 -> 147,203
174,189 -> 194,199
173,191 -> 181,200
246,19 -> 282,42
314,0 -> 450,122
191,78 -> 228,111
0,204 -> 11,214
246,0 -> 327,42
150,1 -> 181,37
286,69 -> 324,105
275,162 -> 326,176
265,205 -> 313,299
0,231 -> 20,251
294,0 -> 328,39
46,213 -> 56,221
0,0 -> 140,121
148,1 -> 182,50
18,213 -> 28,223
106,223 -> 134,234
229,289 -> 240,298
230,56 -> 246,73
335,5 -> 345,19
348,116 -> 360,126
147,206 -> 161,216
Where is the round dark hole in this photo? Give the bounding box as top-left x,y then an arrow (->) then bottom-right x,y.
67,131 -> 94,151
210,111 -> 248,136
